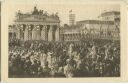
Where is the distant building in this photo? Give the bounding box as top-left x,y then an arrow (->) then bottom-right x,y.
99,11 -> 120,21
9,6 -> 60,41
69,10 -> 75,25
60,24 -> 81,41
76,20 -> 119,40
61,11 -> 120,41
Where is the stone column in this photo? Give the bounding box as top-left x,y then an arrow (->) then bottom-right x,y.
36,25 -> 41,40
41,25 -> 46,40
32,25 -> 36,40
48,25 -> 53,41
17,28 -> 21,39
55,25 -> 60,41
45,25 -> 48,41
52,25 -> 57,41
28,25 -> 33,40
20,24 -> 25,41
24,25 -> 29,41
16,25 -> 21,39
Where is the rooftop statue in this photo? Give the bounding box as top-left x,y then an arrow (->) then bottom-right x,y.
15,10 -> 23,19
15,6 -> 60,21
55,12 -> 59,18
39,10 -> 44,15
50,12 -> 59,19
32,6 -> 39,15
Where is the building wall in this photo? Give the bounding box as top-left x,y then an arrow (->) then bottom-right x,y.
61,21 -> 120,41
9,24 -> 60,41
69,14 -> 75,25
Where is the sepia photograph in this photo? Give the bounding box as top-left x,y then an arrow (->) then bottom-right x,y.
7,2 -> 121,78
1,0 -> 128,82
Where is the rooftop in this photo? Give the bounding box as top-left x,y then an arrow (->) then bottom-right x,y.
77,20 -> 114,25
15,6 -> 60,23
63,24 -> 82,30
101,11 -> 120,17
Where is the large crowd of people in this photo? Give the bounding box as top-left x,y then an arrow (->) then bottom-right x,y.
9,39 -> 120,78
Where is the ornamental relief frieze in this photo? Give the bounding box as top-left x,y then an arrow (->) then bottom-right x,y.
16,15 -> 60,23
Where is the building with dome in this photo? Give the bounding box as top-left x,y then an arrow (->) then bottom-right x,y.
60,11 -> 120,41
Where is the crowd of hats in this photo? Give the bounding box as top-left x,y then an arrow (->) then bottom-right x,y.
8,39 -> 120,77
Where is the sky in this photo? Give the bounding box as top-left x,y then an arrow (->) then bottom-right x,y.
4,0 -> 120,25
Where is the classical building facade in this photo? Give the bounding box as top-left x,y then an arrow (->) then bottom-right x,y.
76,20 -> 119,40
60,24 -> 81,41
61,11 -> 120,41
9,6 -> 60,41
99,11 -> 120,21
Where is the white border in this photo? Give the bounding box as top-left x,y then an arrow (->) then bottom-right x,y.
1,0 -> 128,83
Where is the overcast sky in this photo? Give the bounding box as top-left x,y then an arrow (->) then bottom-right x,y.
4,0 -> 120,25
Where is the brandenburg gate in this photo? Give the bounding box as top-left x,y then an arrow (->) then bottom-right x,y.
13,7 -> 60,41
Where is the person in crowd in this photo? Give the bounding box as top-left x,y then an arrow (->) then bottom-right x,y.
8,39 -> 120,77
